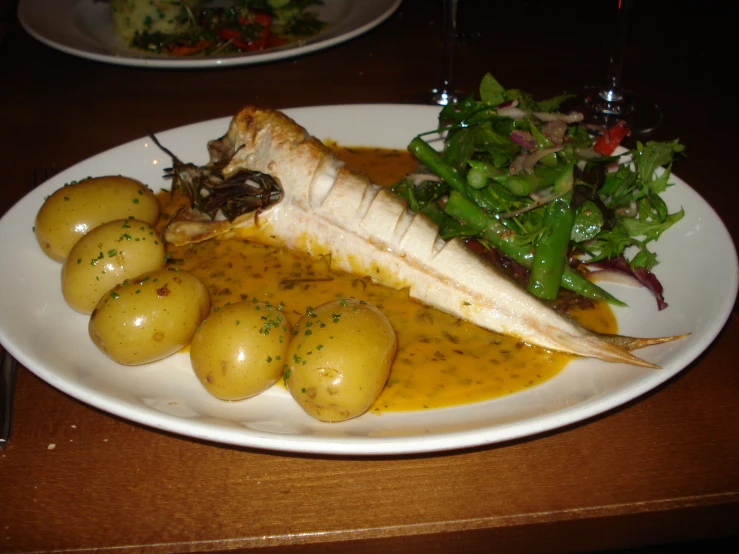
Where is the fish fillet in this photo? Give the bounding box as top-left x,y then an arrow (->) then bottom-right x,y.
165,106 -> 685,368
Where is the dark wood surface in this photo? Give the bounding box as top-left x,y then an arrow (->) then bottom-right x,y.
1,1 -> 737,552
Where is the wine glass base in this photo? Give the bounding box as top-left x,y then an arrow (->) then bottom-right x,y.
402,88 -> 464,107
563,86 -> 663,136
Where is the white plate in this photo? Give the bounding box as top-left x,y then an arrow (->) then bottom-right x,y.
17,0 -> 401,68
1,105 -> 737,456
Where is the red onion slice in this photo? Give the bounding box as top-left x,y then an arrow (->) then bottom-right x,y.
586,257 -> 668,310
509,131 -> 537,151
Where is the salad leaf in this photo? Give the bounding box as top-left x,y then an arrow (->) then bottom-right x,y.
536,94 -> 576,113
391,177 -> 447,213
571,201 -> 604,242
622,207 -> 685,243
630,245 -> 659,271
479,73 -> 506,105
633,140 -> 685,185
394,74 -> 687,309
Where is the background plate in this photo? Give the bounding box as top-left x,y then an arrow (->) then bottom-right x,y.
17,0 -> 402,68
0,104 -> 737,455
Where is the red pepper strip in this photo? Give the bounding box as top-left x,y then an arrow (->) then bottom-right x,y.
593,120 -> 631,155
236,11 -> 272,50
218,28 -> 252,51
251,11 -> 272,27
249,12 -> 271,49
165,39 -> 212,56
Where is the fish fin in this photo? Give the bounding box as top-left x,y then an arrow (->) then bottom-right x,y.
540,331 -> 663,369
165,210 -> 259,246
593,332 -> 691,353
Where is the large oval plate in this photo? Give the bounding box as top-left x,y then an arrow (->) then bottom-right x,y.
18,0 -> 402,69
0,104 -> 737,455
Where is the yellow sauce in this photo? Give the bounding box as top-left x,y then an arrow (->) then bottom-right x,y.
323,142 -> 419,187
159,146 -> 617,412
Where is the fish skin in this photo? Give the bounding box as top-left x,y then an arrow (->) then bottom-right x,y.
165,106 -> 676,368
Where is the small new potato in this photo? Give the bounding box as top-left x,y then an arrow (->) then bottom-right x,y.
35,175 -> 159,262
89,268 -> 210,365
62,219 -> 166,314
284,298 -> 397,422
190,300 -> 292,401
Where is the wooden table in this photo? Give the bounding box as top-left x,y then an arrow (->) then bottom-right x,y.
1,1 -> 737,552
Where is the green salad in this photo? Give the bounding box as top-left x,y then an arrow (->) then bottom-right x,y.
392,74 -> 685,311
111,0 -> 325,56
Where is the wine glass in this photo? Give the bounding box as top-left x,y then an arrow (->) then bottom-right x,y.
403,0 -> 461,106
565,0 -> 662,135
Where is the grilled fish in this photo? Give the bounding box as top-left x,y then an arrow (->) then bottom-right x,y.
164,106 -> 687,367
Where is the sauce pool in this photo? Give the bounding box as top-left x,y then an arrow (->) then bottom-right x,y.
158,145 -> 617,413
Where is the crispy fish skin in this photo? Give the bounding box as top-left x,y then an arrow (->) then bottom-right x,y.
166,106 -> 680,367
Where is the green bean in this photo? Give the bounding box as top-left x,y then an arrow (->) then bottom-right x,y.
467,167 -> 488,189
527,191 -> 575,300
408,137 -> 467,193
502,166 -> 560,196
408,136 -> 515,225
467,160 -> 504,189
445,192 -> 527,255
409,137 -> 519,216
527,163 -> 576,301
468,160 -> 504,178
409,137 -> 623,305
552,162 -> 575,195
503,174 -> 547,196
445,192 -> 625,306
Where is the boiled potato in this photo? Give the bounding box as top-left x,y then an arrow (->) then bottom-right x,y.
62,219 -> 166,314
190,300 -> 293,401
89,268 -> 210,365
35,176 -> 159,262
284,298 -> 397,422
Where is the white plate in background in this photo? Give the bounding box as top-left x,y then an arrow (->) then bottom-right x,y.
18,0 -> 402,68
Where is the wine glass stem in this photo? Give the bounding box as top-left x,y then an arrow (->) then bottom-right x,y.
435,0 -> 458,103
600,0 -> 633,106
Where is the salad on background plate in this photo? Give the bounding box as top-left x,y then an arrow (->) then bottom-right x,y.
110,0 -> 325,57
18,0 -> 402,68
